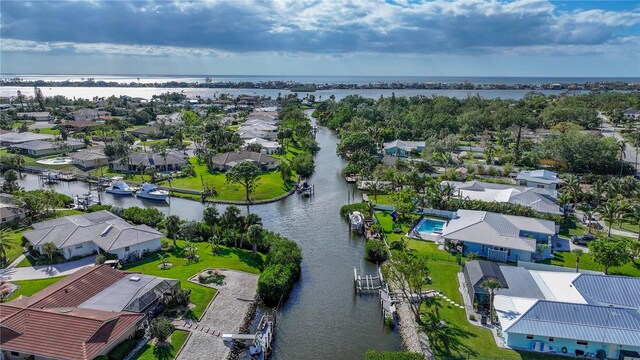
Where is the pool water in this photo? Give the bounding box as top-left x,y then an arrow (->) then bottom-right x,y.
417,218 -> 446,234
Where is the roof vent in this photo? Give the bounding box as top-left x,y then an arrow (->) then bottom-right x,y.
101,224 -> 113,236
129,276 -> 141,282
60,309 -> 72,313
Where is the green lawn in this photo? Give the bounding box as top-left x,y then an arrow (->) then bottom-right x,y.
7,276 -> 66,300
611,220 -> 639,234
34,127 -> 61,135
2,227 -> 28,267
131,330 -> 190,360
0,149 -> 80,172
104,157 -> 294,202
559,218 -> 635,242
124,239 -> 264,319
139,139 -> 192,147
541,252 -> 640,277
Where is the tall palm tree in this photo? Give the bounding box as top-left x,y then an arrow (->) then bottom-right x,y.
577,203 -> 595,233
482,278 -> 504,324
13,155 -> 25,178
368,178 -> 383,203
564,175 -> 581,209
590,179 -> 605,207
0,229 -> 12,268
626,203 -> 640,241
572,249 -> 584,273
618,140 -> 626,177
596,198 -> 622,237
203,205 -> 219,240
246,224 -> 263,257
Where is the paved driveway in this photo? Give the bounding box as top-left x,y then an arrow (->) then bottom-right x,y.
0,255 -> 96,281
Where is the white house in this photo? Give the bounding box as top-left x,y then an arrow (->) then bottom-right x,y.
16,112 -> 53,122
69,147 -> 109,169
10,139 -> 86,156
23,211 -> 163,261
243,137 -> 280,154
516,170 -> 562,191
0,194 -> 25,223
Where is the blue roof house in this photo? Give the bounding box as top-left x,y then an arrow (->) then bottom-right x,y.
382,140 -> 425,157
441,210 -> 557,262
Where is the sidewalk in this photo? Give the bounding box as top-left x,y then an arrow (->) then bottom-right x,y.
0,255 -> 96,281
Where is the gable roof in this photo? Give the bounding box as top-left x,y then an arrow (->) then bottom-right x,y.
573,274 -> 640,308
10,139 -> 84,151
442,210 -> 556,252
69,147 -> 108,161
112,151 -> 187,167
209,151 -> 280,167
505,300 -> 640,347
0,132 -> 54,144
517,169 -> 561,184
383,139 -> 426,151
23,210 -> 162,252
464,260 -> 508,288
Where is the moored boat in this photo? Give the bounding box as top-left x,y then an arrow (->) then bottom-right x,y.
105,177 -> 135,196
136,183 -> 169,201
350,211 -> 364,233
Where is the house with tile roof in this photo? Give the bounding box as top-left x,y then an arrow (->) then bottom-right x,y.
69,147 -> 109,169
208,150 -> 280,171
23,210 -> 163,261
442,209 -> 557,262
0,265 -> 179,360
110,151 -> 187,173
442,180 -> 562,215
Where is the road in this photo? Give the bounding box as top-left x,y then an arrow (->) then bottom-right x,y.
599,114 -> 639,175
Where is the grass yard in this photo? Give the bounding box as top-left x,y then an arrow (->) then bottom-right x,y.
131,330 -> 190,360
541,252 -> 640,277
2,227 -> 28,267
0,149 -> 80,172
7,276 -> 66,300
34,127 -> 61,135
139,139 -> 192,147
124,239 -> 264,319
559,218 -> 635,242
611,220 -> 640,234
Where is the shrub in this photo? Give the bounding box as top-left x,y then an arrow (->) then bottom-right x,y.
365,240 -> 388,263
164,289 -> 191,309
265,234 -> 302,279
469,314 -> 476,321
106,338 -> 137,360
95,254 -> 106,265
258,264 -> 295,306
87,204 -> 112,213
160,240 -> 175,252
149,317 -> 174,343
339,202 -> 369,218
122,206 -> 165,227
365,351 -> 426,360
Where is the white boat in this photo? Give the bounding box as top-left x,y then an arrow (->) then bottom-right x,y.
350,211 -> 364,232
105,178 -> 135,196
136,183 -> 169,202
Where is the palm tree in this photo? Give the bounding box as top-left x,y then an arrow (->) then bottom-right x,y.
277,161 -> 293,184
618,140 -> 626,177
246,224 -> 263,257
164,215 -> 181,248
203,205 -> 219,240
144,165 -> 157,183
572,249 -> 584,273
158,253 -> 170,269
577,203 -> 595,233
42,242 -> 58,264
482,278 -> 504,324
13,155 -> 25,178
596,198 -> 622,237
564,175 -> 581,209
0,229 -> 12,268
368,178 -> 384,203
626,203 -> 640,241
590,179 -> 605,207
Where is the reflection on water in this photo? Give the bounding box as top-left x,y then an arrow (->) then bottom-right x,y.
14,113 -> 401,359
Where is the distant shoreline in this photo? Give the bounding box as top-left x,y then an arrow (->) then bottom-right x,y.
2,78 -> 639,91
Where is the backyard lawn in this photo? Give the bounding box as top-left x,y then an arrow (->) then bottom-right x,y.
131,330 -> 190,360
2,227 -> 28,267
7,276 -> 66,300
102,157 -> 295,202
124,239 -> 264,319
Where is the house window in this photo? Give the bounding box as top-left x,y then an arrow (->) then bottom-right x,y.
507,249 -> 511,256
548,337 -> 554,342
577,340 -> 588,346
526,335 -> 534,340
481,245 -> 485,252
125,246 -> 130,251
536,184 -> 545,189
10,351 -> 19,356
75,244 -> 83,249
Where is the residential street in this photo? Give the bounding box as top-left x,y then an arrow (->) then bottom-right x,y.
599,114 -> 639,175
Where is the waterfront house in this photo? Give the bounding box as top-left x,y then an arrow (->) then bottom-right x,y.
208,150 -> 280,171
0,193 -> 25,223
69,147 -> 109,169
110,151 -> 187,173
441,180 -> 561,215
383,140 -> 425,157
16,111 -> 53,122
0,132 -> 54,146
10,139 -> 86,156
516,170 -> 562,191
0,264 -> 179,360
237,122 -> 278,140
478,265 -> 640,359
243,137 -> 280,154
442,209 -> 557,262
23,210 -> 163,261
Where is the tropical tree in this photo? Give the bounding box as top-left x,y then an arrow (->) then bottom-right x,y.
577,203 -> 595,234
247,224 -> 263,257
13,155 -> 25,178
564,175 -> 582,209
277,160 -> 293,184
221,205 -> 242,248
590,179 -> 605,207
1,170 -> 20,192
149,317 -> 174,343
367,178 -> 384,203
596,198 -> 622,237
157,253 -> 170,269
0,229 -> 11,267
42,242 -> 59,264
626,203 -> 640,241
386,252 -> 430,320
618,140 -> 626,177
200,176 -> 218,202
226,162 -> 261,211
588,237 -> 631,274
571,249 -> 584,273
144,165 -> 158,183
202,205 -> 219,239
164,215 -> 182,248
482,278 -> 504,324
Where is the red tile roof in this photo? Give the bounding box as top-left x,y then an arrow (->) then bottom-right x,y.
1,265 -> 143,360
0,305 -> 141,360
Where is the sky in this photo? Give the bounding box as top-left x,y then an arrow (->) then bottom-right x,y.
1,0 -> 639,77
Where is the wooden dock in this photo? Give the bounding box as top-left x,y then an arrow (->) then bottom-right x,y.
354,267 -> 383,293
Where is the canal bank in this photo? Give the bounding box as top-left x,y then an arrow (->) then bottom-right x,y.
13,113 -> 402,359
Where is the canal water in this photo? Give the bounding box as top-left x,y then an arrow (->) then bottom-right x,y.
14,114 -> 402,359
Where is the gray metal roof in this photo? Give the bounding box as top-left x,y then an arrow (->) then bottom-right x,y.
498,266 -> 546,299
573,275 -> 640,308
506,300 -> 640,347
79,274 -> 178,312
11,139 -> 84,151
516,170 -> 562,185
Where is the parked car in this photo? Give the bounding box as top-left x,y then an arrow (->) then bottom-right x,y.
572,234 -> 596,245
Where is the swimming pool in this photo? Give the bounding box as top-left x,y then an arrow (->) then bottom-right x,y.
416,218 -> 446,234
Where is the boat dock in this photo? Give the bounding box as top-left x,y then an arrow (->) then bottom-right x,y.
296,179 -> 315,196
354,267 -> 398,318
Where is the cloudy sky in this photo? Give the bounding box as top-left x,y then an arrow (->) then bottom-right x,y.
1,0 -> 639,77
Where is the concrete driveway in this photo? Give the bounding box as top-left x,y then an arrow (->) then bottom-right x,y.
0,255 -> 96,281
